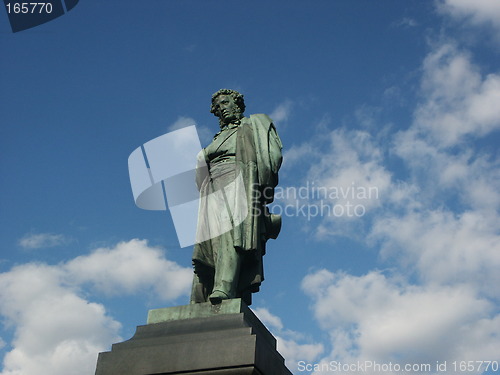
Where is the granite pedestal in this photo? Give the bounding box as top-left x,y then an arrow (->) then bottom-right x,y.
94,299 -> 292,375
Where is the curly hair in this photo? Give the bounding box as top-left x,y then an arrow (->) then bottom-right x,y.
210,89 -> 246,116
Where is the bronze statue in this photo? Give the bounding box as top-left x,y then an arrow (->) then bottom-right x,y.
190,89 -> 282,306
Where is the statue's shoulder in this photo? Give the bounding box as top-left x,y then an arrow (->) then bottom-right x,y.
246,114 -> 276,135
248,113 -> 273,126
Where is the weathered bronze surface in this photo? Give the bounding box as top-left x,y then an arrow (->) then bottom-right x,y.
191,89 -> 282,306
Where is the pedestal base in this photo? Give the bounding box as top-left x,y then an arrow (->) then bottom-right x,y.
95,299 -> 292,375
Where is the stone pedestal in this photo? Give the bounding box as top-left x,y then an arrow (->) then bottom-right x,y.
95,299 -> 292,375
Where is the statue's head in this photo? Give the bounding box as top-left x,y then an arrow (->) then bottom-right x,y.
210,89 -> 245,126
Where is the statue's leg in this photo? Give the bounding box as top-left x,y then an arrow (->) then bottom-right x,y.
190,272 -> 205,304
190,262 -> 214,304
209,234 -> 241,304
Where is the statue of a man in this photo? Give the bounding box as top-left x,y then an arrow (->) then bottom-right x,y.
190,89 -> 282,306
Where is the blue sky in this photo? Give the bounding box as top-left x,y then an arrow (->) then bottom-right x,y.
1,1 -> 500,374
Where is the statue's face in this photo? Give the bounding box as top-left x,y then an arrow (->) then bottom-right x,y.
213,95 -> 241,125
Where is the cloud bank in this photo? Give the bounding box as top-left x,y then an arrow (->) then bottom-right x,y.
277,7 -> 500,373
0,239 -> 191,375
18,233 -> 70,249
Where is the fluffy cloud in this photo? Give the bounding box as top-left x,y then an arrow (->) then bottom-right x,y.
439,0 -> 500,28
270,100 -> 293,124
18,233 -> 69,249
283,42 -> 500,241
379,40 -> 500,298
167,116 -> 212,146
305,129 -> 391,210
288,16 -> 500,375
0,239 -> 192,375
302,270 -> 500,373
392,17 -> 418,29
279,127 -> 392,240
66,239 -> 192,300
392,43 -> 500,216
253,307 -> 284,331
252,307 -> 324,372
167,116 -> 197,131
407,43 -> 500,148
371,209 -> 500,298
0,263 -> 121,375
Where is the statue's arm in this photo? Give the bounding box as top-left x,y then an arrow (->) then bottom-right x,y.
249,113 -> 283,176
267,123 -> 283,175
195,149 -> 209,190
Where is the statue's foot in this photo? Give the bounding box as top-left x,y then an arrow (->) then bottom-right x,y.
209,290 -> 229,305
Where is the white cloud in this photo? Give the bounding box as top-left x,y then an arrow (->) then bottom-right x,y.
278,120 -> 395,241
294,34 -> 500,374
283,128 -> 392,211
0,263 -> 121,375
382,42 -> 500,298
270,100 -> 293,124
273,11 -> 500,375
303,128 -> 391,238
18,233 -> 69,249
409,43 -> 500,147
352,106 -> 383,130
253,307 -> 284,331
278,337 -> 325,374
168,116 -> 197,131
282,142 -> 318,172
167,116 -> 212,147
370,209 -> 500,298
393,125 -> 500,211
392,17 -> 418,28
66,239 -> 192,300
306,129 -> 391,208
282,42 -> 499,242
252,307 -> 323,372
293,40 -> 500,364
439,0 -> 500,28
302,270 -> 500,373
0,239 -> 192,375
